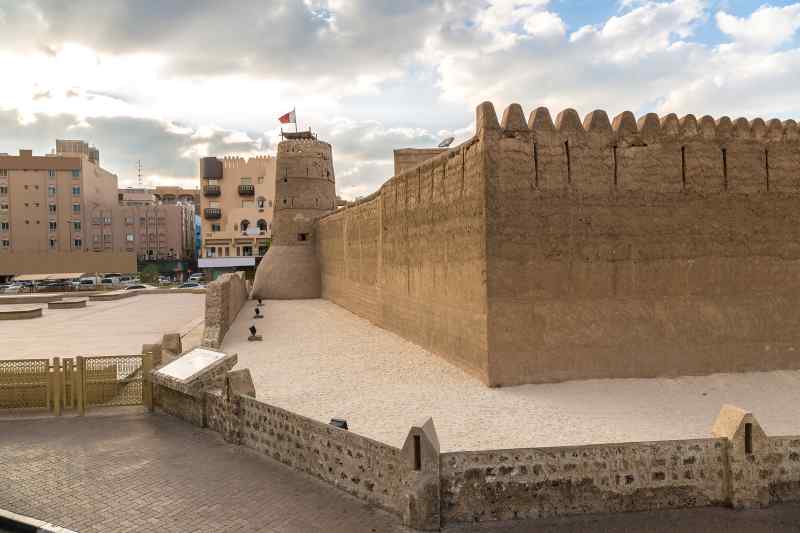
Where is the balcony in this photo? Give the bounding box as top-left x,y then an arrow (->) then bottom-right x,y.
203,185 -> 221,197
238,184 -> 255,196
204,208 -> 222,219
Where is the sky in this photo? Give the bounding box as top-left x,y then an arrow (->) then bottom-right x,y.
1,0 -> 799,199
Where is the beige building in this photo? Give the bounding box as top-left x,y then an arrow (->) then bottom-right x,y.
198,155 -> 275,276
0,141 -> 136,277
116,188 -> 196,263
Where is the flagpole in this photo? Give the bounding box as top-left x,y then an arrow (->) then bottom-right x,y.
294,106 -> 297,133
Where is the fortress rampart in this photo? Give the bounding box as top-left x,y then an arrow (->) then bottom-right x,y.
318,102 -> 800,386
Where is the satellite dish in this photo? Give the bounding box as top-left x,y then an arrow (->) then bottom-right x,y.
438,137 -> 455,148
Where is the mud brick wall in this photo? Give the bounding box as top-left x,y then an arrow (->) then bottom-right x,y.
484,104 -> 800,385
318,139 -> 490,379
439,439 -> 728,525
238,395 -> 407,514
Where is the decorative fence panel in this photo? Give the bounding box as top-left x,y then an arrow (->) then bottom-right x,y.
0,355 -> 152,414
0,359 -> 50,409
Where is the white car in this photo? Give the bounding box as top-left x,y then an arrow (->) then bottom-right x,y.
3,285 -> 22,294
124,284 -> 156,290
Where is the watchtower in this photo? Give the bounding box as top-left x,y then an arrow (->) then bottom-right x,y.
251,130 -> 335,299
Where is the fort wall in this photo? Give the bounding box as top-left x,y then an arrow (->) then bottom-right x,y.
318,138 -> 489,377
483,103 -> 800,385
319,101 -> 800,386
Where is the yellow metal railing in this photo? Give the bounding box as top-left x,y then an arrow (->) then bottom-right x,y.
0,354 -> 152,415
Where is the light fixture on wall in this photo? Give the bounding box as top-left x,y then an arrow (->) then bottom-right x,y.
329,418 -> 348,430
253,307 -> 263,319
248,325 -> 262,342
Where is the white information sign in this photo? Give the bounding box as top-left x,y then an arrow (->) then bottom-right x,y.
156,347 -> 228,382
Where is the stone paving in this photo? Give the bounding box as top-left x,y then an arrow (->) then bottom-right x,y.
223,299 -> 800,452
0,411 -> 404,533
2,411 -> 800,533
0,293 -> 205,359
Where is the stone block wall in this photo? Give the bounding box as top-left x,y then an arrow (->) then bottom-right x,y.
317,101 -> 800,386
157,365 -> 800,531
439,439 -> 728,524
202,272 -> 248,348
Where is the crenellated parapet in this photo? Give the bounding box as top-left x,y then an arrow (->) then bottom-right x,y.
476,101 -> 800,195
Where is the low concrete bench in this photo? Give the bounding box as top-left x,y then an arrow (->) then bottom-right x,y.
89,290 -> 136,302
0,305 -> 43,320
48,298 -> 88,309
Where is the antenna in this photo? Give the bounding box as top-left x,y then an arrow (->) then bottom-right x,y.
137,160 -> 143,187
438,137 -> 455,148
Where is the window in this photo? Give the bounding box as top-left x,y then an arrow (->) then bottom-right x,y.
72,221 -> 81,231
240,219 -> 250,232
93,234 -> 101,242
257,197 -> 266,209
297,233 -> 308,241
49,239 -> 57,249
242,200 -> 254,209
48,169 -> 55,177
257,219 -> 268,231
224,247 -> 230,256
209,201 -> 220,208
0,186 -> 6,195
1,240 -> 8,248
0,203 -> 7,210
0,222 -> 8,231
211,223 -> 221,232
241,176 -> 252,185
205,247 -> 217,258
71,170 -> 80,177
73,238 -> 82,248
72,186 -> 81,196
208,179 -> 219,186
48,221 -> 57,231
49,204 -> 57,213
126,233 -> 135,242
125,217 -> 134,225
242,246 -> 253,256
72,204 -> 81,213
0,170 -> 7,177
103,216 -> 112,224
103,234 -> 112,242
48,185 -> 56,196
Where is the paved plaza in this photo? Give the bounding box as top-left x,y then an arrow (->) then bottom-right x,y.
224,299 -> 800,452
1,412 -> 799,533
0,293 -> 205,359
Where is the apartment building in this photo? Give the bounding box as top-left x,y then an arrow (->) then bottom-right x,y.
116,188 -> 196,270
0,141 -> 135,276
198,155 -> 275,278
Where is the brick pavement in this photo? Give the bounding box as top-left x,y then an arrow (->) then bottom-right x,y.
0,411 -> 405,533
2,411 -> 800,533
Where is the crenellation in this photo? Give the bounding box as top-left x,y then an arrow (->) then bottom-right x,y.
612,111 -> 638,140
582,110 -> 613,135
637,113 -> 662,144
500,103 -> 528,131
679,114 -> 699,138
784,120 -> 799,140
766,119 -> 784,141
750,118 -> 767,140
660,113 -> 680,137
476,101 -> 501,132
698,115 -> 717,140
716,116 -> 734,141
555,108 -> 584,134
733,117 -> 751,140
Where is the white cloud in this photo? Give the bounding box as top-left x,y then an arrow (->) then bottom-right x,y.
717,4 -> 800,50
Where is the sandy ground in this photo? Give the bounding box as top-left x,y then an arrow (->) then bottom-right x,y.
0,293 -> 205,359
223,299 -> 800,452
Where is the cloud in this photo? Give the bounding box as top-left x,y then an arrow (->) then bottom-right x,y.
716,4 -> 800,51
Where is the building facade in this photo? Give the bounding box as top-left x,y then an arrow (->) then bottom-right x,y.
198,155 -> 276,278
0,141 -> 136,277
116,188 -> 196,274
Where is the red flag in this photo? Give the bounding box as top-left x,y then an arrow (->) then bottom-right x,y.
278,109 -> 296,124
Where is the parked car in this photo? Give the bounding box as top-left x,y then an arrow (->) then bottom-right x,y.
77,278 -> 98,290
158,276 -> 173,286
188,273 -> 205,283
124,284 -> 156,290
3,284 -> 22,294
177,282 -> 203,289
118,275 -> 135,285
99,277 -> 117,288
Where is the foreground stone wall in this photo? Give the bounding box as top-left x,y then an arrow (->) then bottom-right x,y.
202,272 -> 248,348
158,371 -> 800,531
318,101 -> 800,386
318,139 -> 490,378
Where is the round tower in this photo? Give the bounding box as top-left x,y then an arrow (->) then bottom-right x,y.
251,131 -> 335,299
